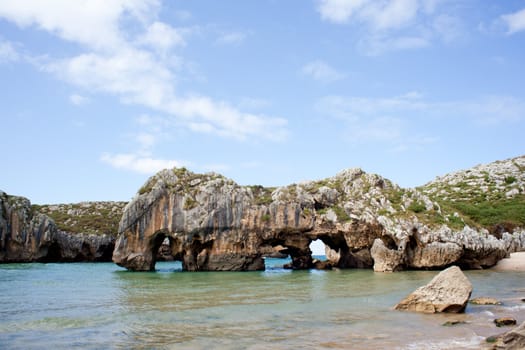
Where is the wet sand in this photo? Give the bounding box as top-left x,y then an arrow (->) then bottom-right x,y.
492,252 -> 525,271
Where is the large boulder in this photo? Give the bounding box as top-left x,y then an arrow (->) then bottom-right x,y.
394,266 -> 473,313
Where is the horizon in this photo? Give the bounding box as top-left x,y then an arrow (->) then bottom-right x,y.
2,1 -> 525,204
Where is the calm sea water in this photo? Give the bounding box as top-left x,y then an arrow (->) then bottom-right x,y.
0,258 -> 524,350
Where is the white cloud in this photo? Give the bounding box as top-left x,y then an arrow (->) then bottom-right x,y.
135,132 -> 157,150
0,0 -> 159,50
100,152 -> 184,174
237,97 -> 271,110
317,0 -> 368,24
317,93 -> 524,150
301,60 -> 345,83
318,0 -> 419,30
215,31 -> 247,45
432,14 -> 465,43
0,0 -> 286,143
0,39 -> 19,63
501,8 -> 525,34
137,21 -> 186,53
316,93 -> 426,121
69,93 -> 89,105
316,0 -> 465,54
445,95 -> 525,125
315,92 -> 525,152
169,96 -> 288,141
44,49 -> 175,108
363,0 -> 419,30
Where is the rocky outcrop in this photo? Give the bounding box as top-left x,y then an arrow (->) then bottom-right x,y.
394,266 -> 472,313
0,191 -> 115,262
420,155 -> 525,242
112,163 -> 524,271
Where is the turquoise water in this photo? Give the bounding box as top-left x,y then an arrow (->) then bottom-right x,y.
0,259 -> 524,349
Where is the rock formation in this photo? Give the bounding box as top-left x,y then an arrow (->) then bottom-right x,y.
0,191 -> 115,262
490,321 -> 525,350
113,157 -> 525,272
394,266 -> 472,313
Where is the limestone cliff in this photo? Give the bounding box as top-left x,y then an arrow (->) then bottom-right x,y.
113,161 -> 525,272
0,191 -> 115,262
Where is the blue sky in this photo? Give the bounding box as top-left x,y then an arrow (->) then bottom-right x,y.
1,0 -> 525,204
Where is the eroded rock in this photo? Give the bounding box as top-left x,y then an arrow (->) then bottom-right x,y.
0,191 -> 115,262
112,163 -> 524,272
394,266 -> 472,313
490,321 -> 525,349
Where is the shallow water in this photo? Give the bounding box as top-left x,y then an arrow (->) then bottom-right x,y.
0,259 -> 523,349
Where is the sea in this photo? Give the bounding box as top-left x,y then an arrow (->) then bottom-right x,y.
1,257 -> 524,350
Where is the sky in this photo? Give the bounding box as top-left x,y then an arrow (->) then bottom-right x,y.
1,0 -> 525,205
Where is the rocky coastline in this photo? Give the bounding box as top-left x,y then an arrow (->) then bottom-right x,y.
2,155 -> 524,267
0,191 -> 118,263
113,156 -> 525,272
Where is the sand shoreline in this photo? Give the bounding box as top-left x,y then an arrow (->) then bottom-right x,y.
491,251 -> 525,271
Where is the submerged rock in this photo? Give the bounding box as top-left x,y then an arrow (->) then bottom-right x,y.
394,266 -> 472,313
470,297 -> 502,305
495,318 -> 518,327
490,321 -> 525,349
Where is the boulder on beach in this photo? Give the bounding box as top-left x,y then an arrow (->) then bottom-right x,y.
394,266 -> 472,313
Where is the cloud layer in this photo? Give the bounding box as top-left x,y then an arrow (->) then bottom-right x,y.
0,0 -> 287,144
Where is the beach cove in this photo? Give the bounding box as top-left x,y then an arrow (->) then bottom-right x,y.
1,259 -> 524,350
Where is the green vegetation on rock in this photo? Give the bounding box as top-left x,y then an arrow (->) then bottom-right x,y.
34,202 -> 127,236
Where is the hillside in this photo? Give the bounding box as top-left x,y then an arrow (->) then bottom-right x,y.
34,201 -> 127,236
420,155 -> 525,235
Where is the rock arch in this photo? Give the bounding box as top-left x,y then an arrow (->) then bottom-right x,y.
112,167 -> 514,272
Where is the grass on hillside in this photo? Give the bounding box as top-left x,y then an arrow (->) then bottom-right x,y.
446,195 -> 525,231
33,204 -> 124,236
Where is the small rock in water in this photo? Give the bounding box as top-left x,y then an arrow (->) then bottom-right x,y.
470,297 -> 502,305
487,321 -> 525,349
442,320 -> 467,327
485,335 -> 499,343
494,317 -> 517,327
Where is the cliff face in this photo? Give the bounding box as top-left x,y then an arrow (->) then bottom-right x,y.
113,161 -> 525,272
0,191 -> 115,262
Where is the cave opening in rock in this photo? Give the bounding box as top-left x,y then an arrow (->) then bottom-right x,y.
309,239 -> 326,257
151,233 -> 183,272
262,243 -> 291,270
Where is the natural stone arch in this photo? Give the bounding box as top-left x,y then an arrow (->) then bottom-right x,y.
113,167 -> 514,272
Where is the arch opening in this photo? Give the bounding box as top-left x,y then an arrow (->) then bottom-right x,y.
261,243 -> 291,270
150,233 -> 183,272
309,239 -> 326,257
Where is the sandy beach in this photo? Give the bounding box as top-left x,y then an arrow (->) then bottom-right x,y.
491,251 -> 525,271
